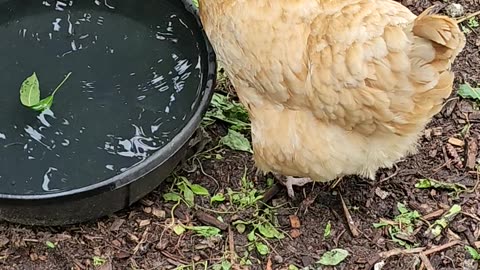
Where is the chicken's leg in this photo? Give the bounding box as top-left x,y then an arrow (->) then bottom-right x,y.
272,173 -> 313,198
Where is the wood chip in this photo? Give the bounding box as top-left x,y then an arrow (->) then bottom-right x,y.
195,211 -> 228,230
289,215 -> 301,229
109,219 -> 125,231
140,199 -> 154,206
137,219 -> 151,227
112,239 -> 122,247
266,256 -> 273,270
155,241 -> 167,251
152,208 -> 166,218
432,127 -> 443,136
422,209 -> 445,221
0,237 -> 9,248
29,253 -> 38,261
127,233 -> 139,243
97,261 -> 113,270
375,187 -> 390,199
143,207 -> 152,214
448,137 -> 465,147
465,137 -> 478,170
424,129 -> 432,140
290,229 -> 301,239
114,251 -> 131,259
446,144 -> 463,168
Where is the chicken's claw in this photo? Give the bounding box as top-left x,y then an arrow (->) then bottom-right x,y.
272,172 -> 313,198
285,176 -> 313,198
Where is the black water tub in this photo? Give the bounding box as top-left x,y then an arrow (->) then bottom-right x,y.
0,0 -> 216,226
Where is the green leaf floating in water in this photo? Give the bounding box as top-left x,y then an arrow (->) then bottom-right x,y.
19,72 -> 40,107
20,72 -> 72,112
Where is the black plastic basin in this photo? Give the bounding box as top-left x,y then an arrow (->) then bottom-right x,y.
0,0 -> 216,226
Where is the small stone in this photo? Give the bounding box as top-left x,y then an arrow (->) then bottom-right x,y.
143,207 -> 152,214
273,255 -> 284,264
445,3 -> 464,18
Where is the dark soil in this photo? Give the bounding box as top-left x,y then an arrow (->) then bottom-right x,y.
1,1 -> 480,270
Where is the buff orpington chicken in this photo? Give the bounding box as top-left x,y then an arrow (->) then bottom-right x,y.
198,0 -> 466,198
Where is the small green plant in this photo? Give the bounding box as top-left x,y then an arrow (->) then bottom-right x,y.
226,168 -> 263,209
424,204 -> 461,239
458,83 -> 480,102
191,0 -> 198,8
466,246 -> 480,260
172,225 -> 221,238
20,72 -> 72,112
45,241 -> 56,249
373,202 -> 421,248
92,256 -> 106,267
324,221 -> 332,238
461,17 -> 478,34
210,193 -> 226,204
415,178 -> 467,197
212,260 -> 232,270
468,17 -> 479,29
233,207 -> 284,256
163,176 -> 210,207
202,93 -> 250,131
174,261 -> 208,270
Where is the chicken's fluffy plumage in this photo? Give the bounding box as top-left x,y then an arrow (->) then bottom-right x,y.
199,0 -> 465,182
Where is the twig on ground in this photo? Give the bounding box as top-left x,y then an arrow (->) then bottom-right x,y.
195,210 -> 228,230
462,211 -> 480,222
133,227 -> 149,254
160,250 -> 189,265
368,247 -> 425,267
368,240 -> 462,268
456,11 -> 480,24
423,240 -> 462,256
419,253 -> 435,270
422,209 -> 445,221
228,226 -> 237,267
378,164 -> 399,184
340,194 -> 360,237
330,176 -> 344,189
260,183 -> 281,204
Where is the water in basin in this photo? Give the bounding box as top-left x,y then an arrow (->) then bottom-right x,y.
0,0 -> 203,195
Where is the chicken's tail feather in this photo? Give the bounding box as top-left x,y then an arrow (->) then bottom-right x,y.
409,6 -> 466,119
413,7 -> 465,52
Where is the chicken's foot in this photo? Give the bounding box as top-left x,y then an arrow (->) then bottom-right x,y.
272,173 -> 313,198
